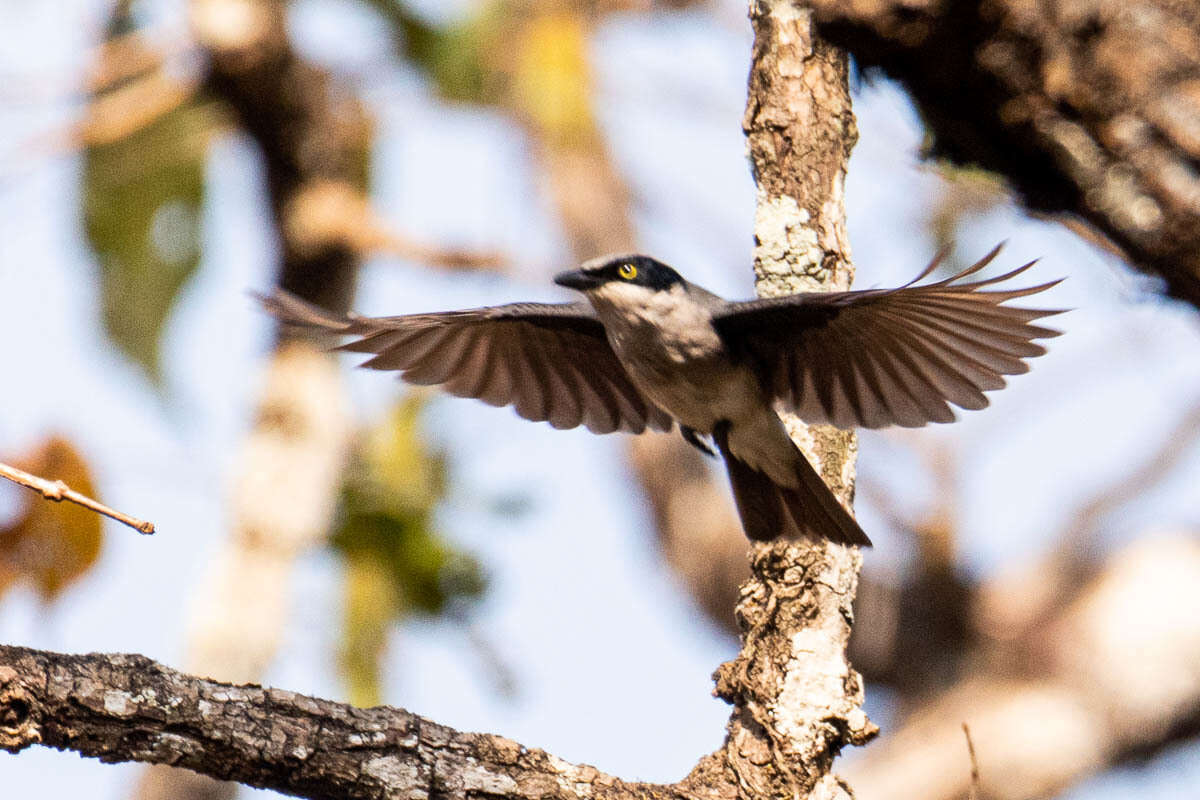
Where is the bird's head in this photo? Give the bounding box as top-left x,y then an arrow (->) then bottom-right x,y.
554,255 -> 685,297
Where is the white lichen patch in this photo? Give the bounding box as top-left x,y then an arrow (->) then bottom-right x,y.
545,753 -> 597,798
363,755 -> 423,795
346,730 -> 389,747
103,690 -> 133,717
775,625 -> 853,741
459,759 -> 518,794
154,732 -> 203,757
753,192 -> 828,294
838,434 -> 858,503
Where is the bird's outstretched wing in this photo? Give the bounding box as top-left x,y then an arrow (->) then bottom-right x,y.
260,290 -> 674,435
712,246 -> 1065,429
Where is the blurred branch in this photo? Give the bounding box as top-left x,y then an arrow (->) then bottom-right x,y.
963,724 -> 980,800
854,396 -> 1200,703
84,29 -> 180,93
846,535 -> 1200,800
1061,401 -> 1200,554
807,0 -> 1200,309
0,460 -> 154,535
284,180 -> 507,271
847,396 -> 1200,796
4,67 -> 207,181
73,72 -> 200,149
0,27 -> 188,104
977,399 -> 1200,642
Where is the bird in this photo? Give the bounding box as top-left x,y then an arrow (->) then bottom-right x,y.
260,245 -> 1063,547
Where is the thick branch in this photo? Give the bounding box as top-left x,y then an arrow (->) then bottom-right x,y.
694,4 -> 875,800
0,645 -> 676,800
806,0 -> 1200,309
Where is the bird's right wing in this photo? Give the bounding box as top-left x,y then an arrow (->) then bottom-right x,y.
260,290 -> 673,435
712,247 -> 1065,429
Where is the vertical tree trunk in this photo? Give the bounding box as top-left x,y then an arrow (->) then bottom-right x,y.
687,4 -> 875,798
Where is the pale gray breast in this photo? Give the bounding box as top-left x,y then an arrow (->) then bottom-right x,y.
589,283 -> 760,430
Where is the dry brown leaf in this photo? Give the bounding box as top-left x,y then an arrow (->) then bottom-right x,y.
0,436 -> 104,601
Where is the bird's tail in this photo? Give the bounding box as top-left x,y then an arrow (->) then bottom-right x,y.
713,424 -> 871,547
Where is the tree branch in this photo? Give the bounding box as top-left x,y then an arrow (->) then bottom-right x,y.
0,645 -> 670,800
0,460 -> 154,535
845,535 -> 1200,800
806,0 -> 1200,309
693,4 -> 876,799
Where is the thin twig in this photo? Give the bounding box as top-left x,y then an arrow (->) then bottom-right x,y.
0,461 -> 154,535
962,723 -> 980,800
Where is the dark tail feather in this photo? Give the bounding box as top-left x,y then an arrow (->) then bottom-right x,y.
714,427 -> 871,547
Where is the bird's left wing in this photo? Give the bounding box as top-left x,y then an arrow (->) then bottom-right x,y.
260,290 -> 674,435
711,247 -> 1065,429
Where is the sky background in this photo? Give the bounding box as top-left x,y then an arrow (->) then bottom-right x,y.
1,1 -> 1199,798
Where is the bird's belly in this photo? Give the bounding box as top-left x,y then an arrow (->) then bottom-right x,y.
624,354 -> 762,433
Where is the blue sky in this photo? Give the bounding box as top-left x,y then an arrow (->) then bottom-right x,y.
1,1 -> 1198,798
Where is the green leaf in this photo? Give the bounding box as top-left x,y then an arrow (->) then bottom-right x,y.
82,92 -> 211,383
332,393 -> 487,704
364,1 -> 505,104
341,551 -> 396,708
367,2 -> 600,149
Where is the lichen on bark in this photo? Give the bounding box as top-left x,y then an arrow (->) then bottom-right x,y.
697,3 -> 876,799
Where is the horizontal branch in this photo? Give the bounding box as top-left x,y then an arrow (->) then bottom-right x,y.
0,460 -> 154,534
0,645 -> 686,800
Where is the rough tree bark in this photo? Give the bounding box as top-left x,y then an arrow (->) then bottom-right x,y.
1,2 -> 873,799
695,5 -> 875,799
805,0 -> 1200,310
0,646 -> 654,800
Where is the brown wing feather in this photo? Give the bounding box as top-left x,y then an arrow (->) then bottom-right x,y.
713,248 -> 1065,429
259,290 -> 672,435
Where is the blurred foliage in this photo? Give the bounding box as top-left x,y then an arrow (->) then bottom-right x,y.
332,394 -> 487,707
82,14 -> 213,384
510,12 -> 597,145
369,0 -> 499,104
0,437 -> 104,602
366,1 -> 599,145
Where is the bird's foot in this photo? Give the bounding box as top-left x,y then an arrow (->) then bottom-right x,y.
681,426 -> 717,458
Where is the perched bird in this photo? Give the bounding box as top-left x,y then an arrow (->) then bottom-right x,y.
261,246 -> 1062,547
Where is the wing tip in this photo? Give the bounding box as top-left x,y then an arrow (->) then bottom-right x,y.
255,288 -> 353,332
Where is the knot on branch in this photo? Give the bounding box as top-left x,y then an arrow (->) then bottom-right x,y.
0,665 -> 40,753
712,540 -> 876,798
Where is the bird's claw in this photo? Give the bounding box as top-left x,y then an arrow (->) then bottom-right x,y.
681,426 -> 717,458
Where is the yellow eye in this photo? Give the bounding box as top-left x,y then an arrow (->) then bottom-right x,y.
618,263 -> 638,280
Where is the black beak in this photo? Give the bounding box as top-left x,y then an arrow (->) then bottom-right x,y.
554,270 -> 601,292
